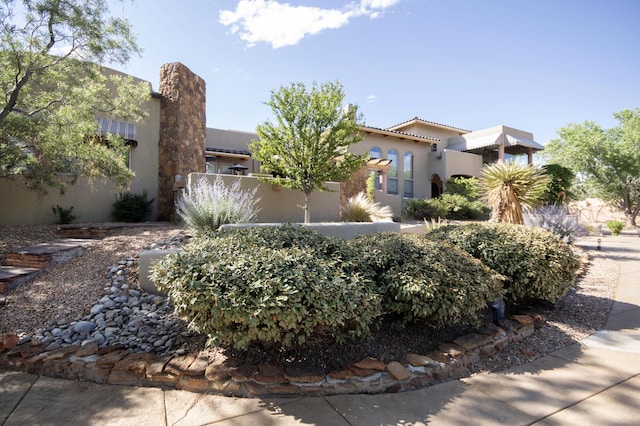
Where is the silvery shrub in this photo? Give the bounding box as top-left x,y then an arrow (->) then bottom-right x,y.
524,205 -> 586,244
177,176 -> 261,234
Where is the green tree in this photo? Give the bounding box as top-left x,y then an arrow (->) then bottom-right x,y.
479,161 -> 550,224
542,164 -> 575,205
0,0 -> 149,193
445,176 -> 480,200
250,80 -> 366,223
543,109 -> 640,226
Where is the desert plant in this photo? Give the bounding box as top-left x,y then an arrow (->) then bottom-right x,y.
151,227 -> 380,349
348,233 -> 504,326
111,190 -> 154,222
524,205 -> 586,243
423,217 -> 448,232
340,192 -> 393,222
606,220 -> 625,236
479,161 -> 551,224
176,176 -> 260,235
51,204 -> 77,225
426,223 -> 581,303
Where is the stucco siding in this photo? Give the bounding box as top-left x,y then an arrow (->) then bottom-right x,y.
185,173 -> 341,223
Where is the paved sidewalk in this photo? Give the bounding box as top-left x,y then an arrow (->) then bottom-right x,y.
1,233 -> 639,425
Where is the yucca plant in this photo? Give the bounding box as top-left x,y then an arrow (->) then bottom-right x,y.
479,161 -> 550,224
340,192 -> 393,222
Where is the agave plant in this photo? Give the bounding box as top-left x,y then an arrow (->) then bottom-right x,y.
479,161 -> 550,224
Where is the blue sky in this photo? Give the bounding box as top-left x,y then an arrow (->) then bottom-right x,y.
109,0 -> 640,146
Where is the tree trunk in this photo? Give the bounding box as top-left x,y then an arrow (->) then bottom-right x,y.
304,192 -> 311,223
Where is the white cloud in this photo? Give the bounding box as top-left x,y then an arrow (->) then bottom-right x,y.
366,95 -> 377,103
219,0 -> 402,48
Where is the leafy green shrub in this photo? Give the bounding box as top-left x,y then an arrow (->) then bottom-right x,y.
176,176 -> 260,235
446,176 -> 481,200
433,193 -> 489,220
111,190 -> 154,222
340,192 -> 393,222
426,223 -> 581,303
151,226 -> 380,349
606,220 -> 624,236
218,224 -> 349,259
347,233 -> 504,326
524,205 -> 586,243
51,204 -> 77,224
405,198 -> 447,220
404,195 -> 488,220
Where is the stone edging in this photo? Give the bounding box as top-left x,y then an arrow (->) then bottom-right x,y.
0,315 -> 536,397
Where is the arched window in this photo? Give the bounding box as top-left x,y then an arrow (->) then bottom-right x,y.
387,149 -> 398,195
403,152 -> 414,198
370,147 -> 382,159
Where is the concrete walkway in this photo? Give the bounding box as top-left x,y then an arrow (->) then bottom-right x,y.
1,233 -> 639,425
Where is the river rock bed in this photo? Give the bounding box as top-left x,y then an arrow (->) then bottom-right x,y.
13,234 -> 193,357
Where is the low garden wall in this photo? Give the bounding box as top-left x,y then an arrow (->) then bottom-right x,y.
0,314 -> 537,397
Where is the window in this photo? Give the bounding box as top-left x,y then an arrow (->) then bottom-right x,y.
403,152 -> 414,198
431,144 -> 438,152
387,149 -> 398,195
370,147 -> 382,159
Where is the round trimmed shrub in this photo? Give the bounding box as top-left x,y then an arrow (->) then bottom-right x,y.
347,233 -> 504,326
425,223 -> 581,303
151,227 -> 380,349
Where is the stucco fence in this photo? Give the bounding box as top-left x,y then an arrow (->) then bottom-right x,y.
186,173 -> 343,223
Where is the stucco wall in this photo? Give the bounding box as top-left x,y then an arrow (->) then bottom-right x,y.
428,149 -> 484,184
353,133 -> 432,200
0,68 -> 160,226
185,173 -> 341,223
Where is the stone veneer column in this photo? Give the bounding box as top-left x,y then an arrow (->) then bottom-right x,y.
157,63 -> 206,221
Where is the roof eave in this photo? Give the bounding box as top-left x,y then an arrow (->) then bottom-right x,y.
360,126 -> 440,143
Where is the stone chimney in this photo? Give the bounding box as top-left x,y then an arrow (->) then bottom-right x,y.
157,62 -> 206,221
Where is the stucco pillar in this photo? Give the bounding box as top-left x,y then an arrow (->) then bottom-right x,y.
527,148 -> 533,165
157,63 -> 206,221
498,144 -> 505,163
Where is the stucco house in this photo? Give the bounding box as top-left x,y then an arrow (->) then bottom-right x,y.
0,62 -> 543,225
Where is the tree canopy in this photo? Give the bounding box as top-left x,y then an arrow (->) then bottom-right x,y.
542,108 -> 640,225
0,0 -> 149,192
250,80 -> 366,222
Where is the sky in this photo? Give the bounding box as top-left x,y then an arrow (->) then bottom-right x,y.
107,0 -> 640,146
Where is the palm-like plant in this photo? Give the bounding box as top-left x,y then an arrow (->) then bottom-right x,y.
479,161 -> 550,224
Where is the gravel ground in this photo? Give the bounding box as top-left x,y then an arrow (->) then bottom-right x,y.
0,223 -> 619,376
0,223 -> 185,335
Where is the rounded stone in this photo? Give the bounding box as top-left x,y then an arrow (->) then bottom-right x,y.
74,321 -> 97,334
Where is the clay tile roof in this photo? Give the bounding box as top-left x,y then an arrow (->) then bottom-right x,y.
389,117 -> 471,134
360,125 -> 440,142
